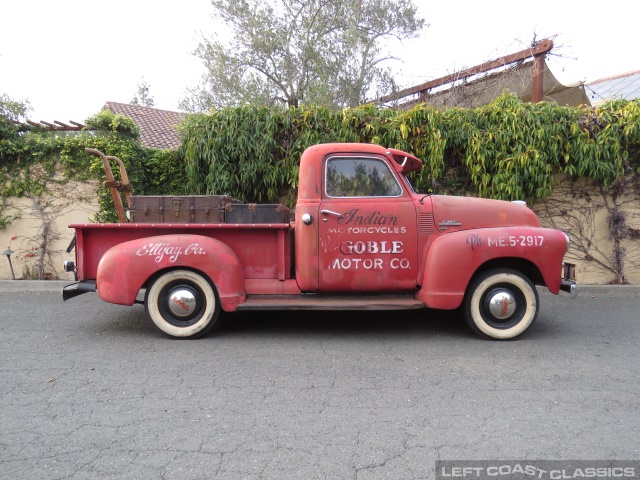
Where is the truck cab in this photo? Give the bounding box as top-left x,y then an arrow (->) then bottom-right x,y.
294,143 -> 422,292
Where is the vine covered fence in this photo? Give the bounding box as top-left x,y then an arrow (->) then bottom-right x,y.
1,95 -> 639,282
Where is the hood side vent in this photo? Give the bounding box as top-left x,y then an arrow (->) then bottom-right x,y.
418,212 -> 434,234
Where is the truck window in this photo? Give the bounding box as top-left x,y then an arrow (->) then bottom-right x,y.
325,157 -> 402,198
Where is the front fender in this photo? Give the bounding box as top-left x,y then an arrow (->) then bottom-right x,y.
417,227 -> 567,309
96,234 -> 245,310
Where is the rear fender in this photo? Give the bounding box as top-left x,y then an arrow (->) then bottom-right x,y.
417,227 -> 567,309
96,234 -> 245,310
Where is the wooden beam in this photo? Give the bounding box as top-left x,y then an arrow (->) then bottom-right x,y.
11,119 -> 87,131
378,38 -> 554,103
531,54 -> 546,103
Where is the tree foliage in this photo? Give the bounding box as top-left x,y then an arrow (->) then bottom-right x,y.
0,93 -> 30,121
130,78 -> 156,107
181,0 -> 425,111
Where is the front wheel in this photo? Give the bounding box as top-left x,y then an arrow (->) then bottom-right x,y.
144,270 -> 221,339
464,269 -> 539,340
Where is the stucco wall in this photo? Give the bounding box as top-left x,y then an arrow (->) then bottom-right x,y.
532,175 -> 640,285
1,177 -> 638,284
0,180 -> 100,281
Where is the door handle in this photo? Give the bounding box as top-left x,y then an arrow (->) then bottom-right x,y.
320,209 -> 342,217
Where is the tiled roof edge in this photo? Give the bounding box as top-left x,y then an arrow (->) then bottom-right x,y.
586,69 -> 640,86
103,101 -> 186,117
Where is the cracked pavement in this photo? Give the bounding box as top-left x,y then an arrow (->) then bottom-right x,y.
1,288 -> 639,479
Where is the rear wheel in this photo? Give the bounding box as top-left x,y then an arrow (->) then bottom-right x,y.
144,269 -> 221,339
464,269 -> 538,340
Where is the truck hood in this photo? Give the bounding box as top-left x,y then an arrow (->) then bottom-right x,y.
430,195 -> 540,232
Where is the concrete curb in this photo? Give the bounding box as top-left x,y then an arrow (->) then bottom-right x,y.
0,280 -> 71,293
1,280 -> 639,297
537,284 -> 640,298
544,285 -> 640,298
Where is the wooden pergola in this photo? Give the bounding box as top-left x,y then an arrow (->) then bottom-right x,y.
377,38 -> 554,106
12,119 -> 86,131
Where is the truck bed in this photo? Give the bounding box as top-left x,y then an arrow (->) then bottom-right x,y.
69,222 -> 292,282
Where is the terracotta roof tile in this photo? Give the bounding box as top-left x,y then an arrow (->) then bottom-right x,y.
103,101 -> 186,150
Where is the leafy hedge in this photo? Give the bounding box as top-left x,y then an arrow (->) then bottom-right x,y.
1,110 -> 186,224
179,94 -> 640,205
2,94 -> 639,227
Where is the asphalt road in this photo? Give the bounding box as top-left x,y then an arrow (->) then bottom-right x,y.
1,284 -> 639,480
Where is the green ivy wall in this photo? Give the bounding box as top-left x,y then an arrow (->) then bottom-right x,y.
1,95 -> 639,282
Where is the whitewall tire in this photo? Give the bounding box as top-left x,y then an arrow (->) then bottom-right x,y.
464,269 -> 538,340
144,269 -> 221,339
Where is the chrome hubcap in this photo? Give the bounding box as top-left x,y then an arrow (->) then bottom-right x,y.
488,291 -> 516,319
167,287 -> 197,317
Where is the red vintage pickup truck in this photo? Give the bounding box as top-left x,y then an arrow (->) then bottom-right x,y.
63,143 -> 577,340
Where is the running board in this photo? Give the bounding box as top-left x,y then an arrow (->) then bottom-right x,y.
235,294 -> 425,311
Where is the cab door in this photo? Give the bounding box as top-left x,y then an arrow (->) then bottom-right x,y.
317,154 -> 418,292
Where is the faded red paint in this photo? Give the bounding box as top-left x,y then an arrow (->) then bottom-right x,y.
68,143 -> 571,314
95,234 -> 246,310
